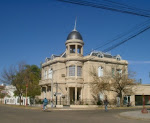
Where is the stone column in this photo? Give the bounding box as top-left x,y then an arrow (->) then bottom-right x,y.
68,45 -> 70,55
40,87 -> 43,98
75,44 -> 77,54
45,86 -> 47,98
75,87 -> 77,105
81,46 -> 83,55
81,87 -> 82,102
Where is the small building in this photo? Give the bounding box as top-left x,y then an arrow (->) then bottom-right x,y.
130,84 -> 150,106
3,85 -> 30,105
0,84 -> 5,104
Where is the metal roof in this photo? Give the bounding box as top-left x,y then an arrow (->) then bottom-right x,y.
67,30 -> 83,40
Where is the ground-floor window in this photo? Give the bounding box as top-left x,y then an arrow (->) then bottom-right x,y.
42,87 -> 46,92
135,95 -> 150,106
123,96 -> 130,105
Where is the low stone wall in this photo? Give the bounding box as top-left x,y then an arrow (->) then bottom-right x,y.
39,104 -> 100,108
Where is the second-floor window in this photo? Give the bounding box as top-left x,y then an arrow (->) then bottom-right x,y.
117,69 -> 122,75
77,66 -> 82,76
44,70 -> 47,79
48,69 -> 52,79
98,67 -> 103,77
69,65 -> 75,76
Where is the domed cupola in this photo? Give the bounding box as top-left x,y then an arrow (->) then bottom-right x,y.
65,23 -> 84,57
67,30 -> 83,40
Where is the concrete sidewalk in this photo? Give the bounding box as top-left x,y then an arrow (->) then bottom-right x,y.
119,110 -> 150,121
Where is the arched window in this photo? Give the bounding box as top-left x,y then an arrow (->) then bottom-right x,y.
69,65 -> 75,76
97,52 -> 104,58
48,69 -> 52,79
44,70 -> 47,79
70,45 -> 75,53
116,55 -> 121,61
77,45 -> 82,54
117,69 -> 122,75
98,67 -> 103,77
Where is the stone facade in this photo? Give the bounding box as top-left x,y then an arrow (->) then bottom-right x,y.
39,29 -> 130,105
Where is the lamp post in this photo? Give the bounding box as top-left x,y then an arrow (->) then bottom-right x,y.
26,84 -> 28,106
51,69 -> 54,108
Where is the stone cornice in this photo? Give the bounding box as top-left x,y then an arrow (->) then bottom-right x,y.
65,39 -> 84,45
42,55 -> 128,67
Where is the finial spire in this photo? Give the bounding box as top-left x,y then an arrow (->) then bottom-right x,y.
73,17 -> 77,31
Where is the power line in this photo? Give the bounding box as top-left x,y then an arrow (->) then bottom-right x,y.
102,0 -> 150,13
89,19 -> 150,52
103,23 -> 150,52
57,0 -> 150,18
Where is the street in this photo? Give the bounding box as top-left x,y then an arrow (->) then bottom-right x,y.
0,105 -> 149,123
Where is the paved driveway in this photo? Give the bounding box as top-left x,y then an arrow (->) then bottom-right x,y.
0,105 -> 149,123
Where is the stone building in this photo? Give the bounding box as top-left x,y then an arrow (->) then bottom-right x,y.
39,27 -> 129,105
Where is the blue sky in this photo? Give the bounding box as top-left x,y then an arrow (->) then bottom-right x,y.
0,0 -> 150,84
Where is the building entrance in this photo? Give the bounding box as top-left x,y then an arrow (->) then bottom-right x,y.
69,87 -> 81,105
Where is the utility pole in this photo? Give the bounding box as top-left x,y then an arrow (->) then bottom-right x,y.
51,69 -> 54,108
26,84 -> 28,106
56,83 -> 58,106
149,72 -> 150,106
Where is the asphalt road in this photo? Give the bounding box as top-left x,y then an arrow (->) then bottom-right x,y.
0,105 -> 149,123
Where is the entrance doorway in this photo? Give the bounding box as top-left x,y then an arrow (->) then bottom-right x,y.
69,87 -> 81,105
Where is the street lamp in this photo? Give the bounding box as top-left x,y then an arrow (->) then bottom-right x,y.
50,69 -> 54,108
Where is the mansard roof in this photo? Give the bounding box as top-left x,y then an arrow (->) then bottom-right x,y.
44,50 -> 122,63
90,51 -> 122,60
45,52 -> 66,62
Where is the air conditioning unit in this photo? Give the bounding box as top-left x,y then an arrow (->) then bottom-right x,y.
61,74 -> 65,77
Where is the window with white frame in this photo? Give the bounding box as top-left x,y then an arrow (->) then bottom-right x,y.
98,66 -> 103,77
77,66 -> 82,76
48,69 -> 52,79
44,70 -> 47,79
117,69 -> 122,75
69,65 -> 75,76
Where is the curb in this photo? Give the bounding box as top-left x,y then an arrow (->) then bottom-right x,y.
119,111 -> 150,121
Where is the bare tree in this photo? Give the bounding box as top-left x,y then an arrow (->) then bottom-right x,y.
90,65 -> 137,106
110,66 -> 137,106
89,66 -> 110,104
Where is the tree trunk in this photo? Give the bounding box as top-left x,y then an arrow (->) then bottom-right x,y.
19,96 -> 21,105
120,94 -> 124,107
